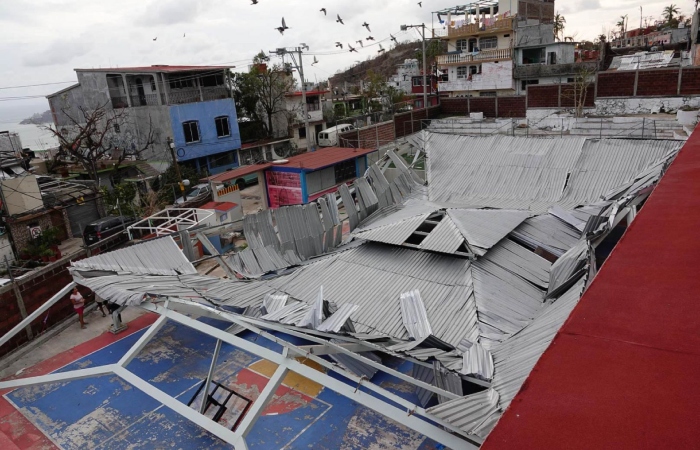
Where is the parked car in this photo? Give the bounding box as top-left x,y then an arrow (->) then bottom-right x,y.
174,183 -> 211,205
83,216 -> 137,246
232,173 -> 259,191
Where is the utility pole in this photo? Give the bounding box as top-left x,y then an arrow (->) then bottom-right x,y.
167,137 -> 186,202
271,45 -> 314,152
402,24 -> 429,109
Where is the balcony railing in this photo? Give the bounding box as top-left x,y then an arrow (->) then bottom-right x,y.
436,48 -> 513,66
432,17 -> 513,39
130,93 -> 165,107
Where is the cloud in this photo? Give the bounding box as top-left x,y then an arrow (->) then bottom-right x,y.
23,39 -> 91,67
136,0 -> 213,26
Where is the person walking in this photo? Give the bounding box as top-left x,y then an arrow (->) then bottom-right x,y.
70,287 -> 88,329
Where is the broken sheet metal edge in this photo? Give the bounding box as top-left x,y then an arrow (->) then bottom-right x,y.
427,388 -> 500,436
317,303 -> 359,333
509,213 -> 582,257
419,214 -> 465,254
546,238 -> 590,299
446,209 -> 531,254
71,236 -> 196,276
399,290 -> 433,340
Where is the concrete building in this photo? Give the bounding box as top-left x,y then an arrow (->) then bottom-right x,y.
47,65 -> 242,176
284,88 -> 329,152
389,59 -> 421,94
432,0 -> 557,98
611,25 -> 690,50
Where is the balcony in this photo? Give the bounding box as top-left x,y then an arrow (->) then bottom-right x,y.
111,87 -> 230,108
432,17 -> 513,39
436,48 -> 513,66
438,73 -> 514,92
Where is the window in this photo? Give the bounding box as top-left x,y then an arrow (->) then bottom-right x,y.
456,39 -> 468,51
114,123 -> 120,133
457,66 -> 468,79
547,52 -> 557,64
150,78 -> 156,92
480,91 -> 497,97
521,80 -> 539,91
413,77 -> 423,86
470,66 -> 479,75
200,74 -> 224,87
334,159 -> 357,183
298,127 -> 307,139
480,36 -> 498,50
215,116 -> 230,138
183,121 -> 200,143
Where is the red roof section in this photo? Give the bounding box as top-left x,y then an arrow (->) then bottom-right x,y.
75,65 -> 231,73
207,147 -> 376,183
285,90 -> 330,97
482,131 -> 700,449
199,201 -> 238,211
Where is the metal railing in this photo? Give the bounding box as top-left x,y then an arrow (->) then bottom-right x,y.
432,17 -> 513,39
436,48 -> 513,65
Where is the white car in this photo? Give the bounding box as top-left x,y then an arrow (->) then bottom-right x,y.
174,183 -> 211,205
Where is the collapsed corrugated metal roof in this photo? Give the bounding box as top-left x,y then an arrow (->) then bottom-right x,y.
423,133 -> 682,213
71,236 -> 196,276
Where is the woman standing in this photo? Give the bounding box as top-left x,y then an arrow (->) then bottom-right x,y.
70,287 -> 88,329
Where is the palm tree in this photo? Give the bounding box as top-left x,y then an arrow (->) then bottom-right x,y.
616,15 -> 627,36
553,13 -> 566,41
663,4 -> 680,24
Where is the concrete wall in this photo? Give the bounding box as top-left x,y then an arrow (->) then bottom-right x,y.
597,67 -> 700,98
441,96 -> 527,118
515,22 -> 555,47
441,60 -> 514,94
169,98 -> 241,162
0,132 -> 23,155
1,176 -> 43,216
527,83 -> 596,109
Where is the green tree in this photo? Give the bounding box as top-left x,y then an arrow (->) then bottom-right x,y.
150,164 -> 205,206
231,53 -> 296,139
553,13 -> 566,41
100,183 -> 139,217
615,15 -> 627,36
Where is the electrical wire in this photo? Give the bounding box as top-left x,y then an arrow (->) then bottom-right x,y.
0,81 -> 77,90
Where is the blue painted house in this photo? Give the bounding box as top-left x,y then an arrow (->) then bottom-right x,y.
48,65 -> 242,176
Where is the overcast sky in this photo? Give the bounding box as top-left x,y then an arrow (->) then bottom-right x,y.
0,0 -> 696,122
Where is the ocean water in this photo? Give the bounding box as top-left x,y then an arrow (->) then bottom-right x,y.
0,121 -> 59,151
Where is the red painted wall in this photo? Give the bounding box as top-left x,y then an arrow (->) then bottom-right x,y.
266,170 -> 303,208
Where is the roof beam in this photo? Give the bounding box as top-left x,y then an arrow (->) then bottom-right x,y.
0,364 -> 115,390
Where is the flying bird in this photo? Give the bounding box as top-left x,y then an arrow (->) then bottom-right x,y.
348,44 -> 357,52
356,40 -> 364,47
251,0 -> 258,4
378,44 -> 385,53
312,56 -> 319,65
320,8 -> 326,15
335,42 -> 343,49
390,34 -> 398,43
366,36 -> 374,41
183,33 -> 186,37
275,26 -> 285,34
336,14 -> 344,24
417,2 -> 422,7
282,17 -> 289,30
153,37 -> 157,41
362,22 -> 371,32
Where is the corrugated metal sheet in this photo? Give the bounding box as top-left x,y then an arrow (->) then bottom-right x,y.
338,183 -> 359,231
400,290 -> 433,340
419,215 -> 465,254
328,339 -> 381,379
353,213 -> 430,246
424,133 -> 681,213
427,388 -> 500,435
71,236 -> 196,276
296,287 -> 324,329
447,209 -> 530,255
412,364 -> 436,407
434,360 -> 464,403
491,279 -> 586,408
546,239 -> 590,299
262,292 -> 288,314
462,342 -> 494,381
317,303 -> 359,332
478,239 -> 551,289
510,214 -> 581,257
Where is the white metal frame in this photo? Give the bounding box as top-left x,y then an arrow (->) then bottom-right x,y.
127,208 -> 214,239
0,296 -> 482,449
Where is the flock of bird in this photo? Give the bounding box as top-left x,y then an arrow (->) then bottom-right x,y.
261,1 -> 424,56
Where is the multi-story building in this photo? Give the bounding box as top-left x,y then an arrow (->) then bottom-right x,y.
513,22 -> 598,94
47,65 -> 241,176
389,59 -> 421,94
611,25 -> 690,50
284,86 -> 329,152
432,0 -> 555,97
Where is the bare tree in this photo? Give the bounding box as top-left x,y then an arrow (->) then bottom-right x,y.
43,102 -> 156,184
562,64 -> 598,118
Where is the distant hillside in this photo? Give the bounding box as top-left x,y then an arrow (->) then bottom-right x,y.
330,41 -> 424,86
20,110 -> 52,125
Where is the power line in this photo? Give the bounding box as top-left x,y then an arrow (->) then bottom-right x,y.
0,81 -> 77,90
